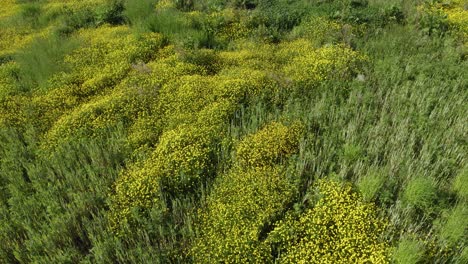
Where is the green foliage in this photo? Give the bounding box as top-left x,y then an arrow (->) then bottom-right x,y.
19,2 -> 42,27
392,237 -> 426,264
15,34 -> 79,91
95,0 -> 126,26
437,204 -> 468,246
123,0 -> 157,27
357,168 -> 386,202
453,168 -> 468,201
402,176 -> 437,212
56,7 -> 99,35
418,2 -> 450,36
0,126 -> 128,263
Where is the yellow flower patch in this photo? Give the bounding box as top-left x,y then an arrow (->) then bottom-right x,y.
268,180 -> 389,264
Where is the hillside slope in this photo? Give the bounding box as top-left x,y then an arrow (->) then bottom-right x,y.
0,0 -> 467,263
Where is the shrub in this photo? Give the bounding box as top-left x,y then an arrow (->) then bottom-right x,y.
417,3 -> 450,36
110,124 -> 219,231
437,204 -> 467,246
158,75 -> 218,128
267,180 -> 389,263
192,166 -> 295,263
402,176 -> 437,212
392,237 -> 425,264
56,7 -> 98,36
19,2 -> 42,28
280,41 -> 366,91
417,0 -> 467,42
95,0 -> 126,26
37,27 -> 164,113
288,15 -> 341,45
0,95 -> 29,128
43,87 -> 151,147
357,168 -> 386,202
0,62 -> 21,98
63,27 -> 163,96
236,121 -> 304,167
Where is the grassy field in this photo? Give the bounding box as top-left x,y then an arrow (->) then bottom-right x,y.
0,0 -> 466,263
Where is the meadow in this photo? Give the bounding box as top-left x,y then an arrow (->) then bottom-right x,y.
0,0 -> 466,263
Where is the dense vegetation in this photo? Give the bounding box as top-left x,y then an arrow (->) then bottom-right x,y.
0,0 -> 466,263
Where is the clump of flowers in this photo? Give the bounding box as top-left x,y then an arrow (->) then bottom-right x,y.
236,121 -> 304,167
267,180 -> 389,264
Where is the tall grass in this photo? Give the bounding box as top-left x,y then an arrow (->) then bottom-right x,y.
14,34 -> 80,91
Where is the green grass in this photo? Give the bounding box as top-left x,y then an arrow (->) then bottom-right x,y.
14,33 -> 80,91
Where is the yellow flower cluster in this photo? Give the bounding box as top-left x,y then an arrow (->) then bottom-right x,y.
289,16 -> 341,46
281,41 -> 365,88
191,121 -> 303,263
0,63 -> 28,127
217,43 -> 276,71
43,83 -> 154,147
0,0 -> 18,21
35,28 -> 164,142
108,35 -> 365,234
215,8 -> 253,42
0,27 -> 50,59
444,4 -> 468,41
192,166 -> 295,263
109,62 -> 275,230
156,0 -> 176,10
109,124 -> 218,231
237,122 -> 304,167
62,26 -> 163,97
109,69 -> 281,229
267,180 -> 389,264
0,95 -> 29,128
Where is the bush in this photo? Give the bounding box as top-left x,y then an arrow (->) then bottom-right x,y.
96,0 -> 126,26
280,41 -> 366,92
288,15 -> 341,45
357,168 -> 386,202
417,3 -> 450,36
19,2 -> 42,28
0,62 -> 21,98
110,124 -> 219,231
43,88 -> 152,147
402,176 -> 437,212
267,180 -> 389,263
192,166 -> 295,263
236,121 -> 304,167
392,237 -> 425,264
437,204 -> 467,246
56,7 -> 98,36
